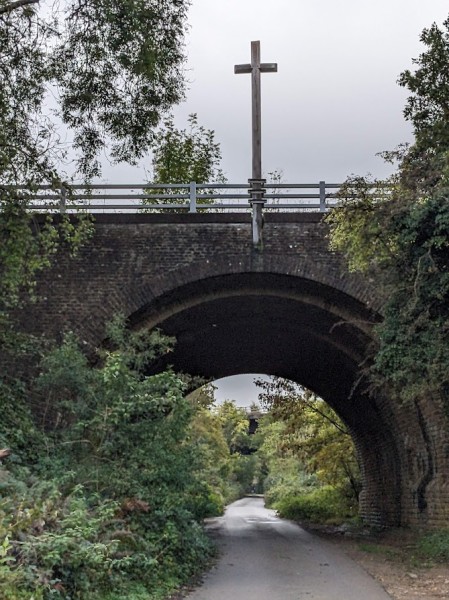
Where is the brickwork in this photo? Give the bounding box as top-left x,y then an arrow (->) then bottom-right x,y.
20,212 -> 449,528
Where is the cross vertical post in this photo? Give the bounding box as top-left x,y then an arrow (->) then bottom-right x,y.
235,41 -> 277,247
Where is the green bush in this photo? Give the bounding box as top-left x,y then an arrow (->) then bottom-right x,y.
263,458 -> 317,508
0,321 -> 215,599
274,486 -> 357,524
205,491 -> 225,517
264,476 -> 317,508
417,530 -> 449,562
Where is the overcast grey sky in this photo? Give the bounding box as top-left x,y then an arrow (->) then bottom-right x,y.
105,0 -> 449,185
176,0 -> 449,183
106,1 -> 449,405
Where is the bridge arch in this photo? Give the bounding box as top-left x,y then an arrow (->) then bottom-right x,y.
121,266 -> 401,527
25,214 -> 449,528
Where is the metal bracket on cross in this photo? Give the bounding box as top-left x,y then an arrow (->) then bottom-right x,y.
248,178 -> 266,246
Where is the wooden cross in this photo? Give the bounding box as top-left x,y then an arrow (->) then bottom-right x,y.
234,41 -> 278,181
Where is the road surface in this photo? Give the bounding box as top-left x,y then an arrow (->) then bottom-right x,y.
186,497 -> 391,600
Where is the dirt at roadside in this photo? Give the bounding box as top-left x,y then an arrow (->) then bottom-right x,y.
313,527 -> 449,600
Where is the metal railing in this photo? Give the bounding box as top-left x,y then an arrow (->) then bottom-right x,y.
16,182 -> 348,213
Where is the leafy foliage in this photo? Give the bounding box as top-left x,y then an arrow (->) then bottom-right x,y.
1,0 -> 189,361
416,529 -> 449,562
0,0 -> 189,343
187,388 -> 230,516
188,390 -> 262,505
1,0 -> 189,181
398,19 -> 449,193
257,377 -> 361,498
261,450 -> 317,508
145,113 -> 225,210
0,317 -> 214,599
0,377 -> 44,463
275,486 -> 357,524
213,400 -> 261,499
215,400 -> 254,455
253,377 -> 360,523
150,114 -> 225,185
326,16 -> 449,402
0,200 -> 93,322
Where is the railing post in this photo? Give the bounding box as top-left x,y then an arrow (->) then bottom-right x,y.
319,180 -> 326,212
189,182 -> 197,213
60,186 -> 67,214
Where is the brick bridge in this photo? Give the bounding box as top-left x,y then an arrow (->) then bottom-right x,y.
26,212 -> 449,528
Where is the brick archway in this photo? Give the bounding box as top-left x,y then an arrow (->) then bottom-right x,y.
125,268 -> 401,527
23,213 -> 449,527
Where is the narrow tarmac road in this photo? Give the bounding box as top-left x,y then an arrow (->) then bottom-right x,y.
186,497 -> 392,600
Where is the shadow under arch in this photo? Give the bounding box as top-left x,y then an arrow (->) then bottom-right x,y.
125,271 -> 402,527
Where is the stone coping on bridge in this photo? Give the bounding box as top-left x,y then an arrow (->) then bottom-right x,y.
34,212 -> 324,225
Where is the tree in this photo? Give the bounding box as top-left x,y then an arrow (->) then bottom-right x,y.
397,19 -> 449,193
194,398 -> 261,499
188,404 -> 232,515
0,0 -> 190,359
1,0 -> 189,183
255,418 -> 318,506
215,400 -> 250,454
326,15 -> 449,402
256,377 -> 361,500
150,113 -> 225,185
145,113 -> 226,209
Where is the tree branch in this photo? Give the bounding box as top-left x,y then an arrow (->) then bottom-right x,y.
303,401 -> 349,435
0,0 -> 39,16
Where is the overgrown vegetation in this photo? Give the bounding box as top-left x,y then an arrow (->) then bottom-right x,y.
0,1 -> 351,596
326,15 -> 449,404
416,530 -> 449,562
1,0 -> 190,353
5,6 -> 449,596
188,389 -> 261,509
0,318 -> 217,599
0,338 -> 366,598
255,377 -> 361,524
190,380 -> 359,525
0,6 -> 204,592
189,378 -> 360,526
275,487 -> 356,524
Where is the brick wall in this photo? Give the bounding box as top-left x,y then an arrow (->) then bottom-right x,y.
17,212 -> 449,528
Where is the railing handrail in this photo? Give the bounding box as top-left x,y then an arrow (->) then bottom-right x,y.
1,181 -> 391,214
